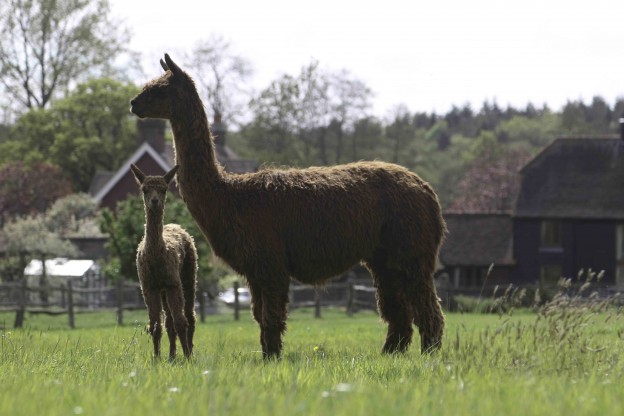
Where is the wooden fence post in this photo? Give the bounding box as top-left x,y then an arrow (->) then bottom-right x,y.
314,289 -> 321,318
233,281 -> 240,321
13,279 -> 27,328
116,278 -> 124,326
67,280 -> 75,329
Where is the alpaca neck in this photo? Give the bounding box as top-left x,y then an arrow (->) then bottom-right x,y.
168,88 -> 226,229
143,209 -> 165,253
169,91 -> 222,182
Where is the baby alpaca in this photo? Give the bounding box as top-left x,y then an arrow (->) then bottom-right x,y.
132,163 -> 198,359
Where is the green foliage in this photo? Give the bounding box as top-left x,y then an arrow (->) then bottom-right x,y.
99,194 -> 216,286
99,196 -> 145,282
496,112 -> 560,150
2,216 -> 77,258
0,215 -> 78,281
45,193 -> 100,237
242,61 -> 374,167
0,193 -> 101,281
1,78 -> 139,191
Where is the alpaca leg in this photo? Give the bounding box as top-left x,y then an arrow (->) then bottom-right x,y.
162,294 -> 177,360
181,278 -> 196,355
367,252 -> 414,354
144,291 -> 164,358
377,276 -> 414,354
165,286 -> 191,358
183,294 -> 196,356
247,281 -> 266,353
260,281 -> 289,359
410,263 -> 445,353
181,251 -> 197,355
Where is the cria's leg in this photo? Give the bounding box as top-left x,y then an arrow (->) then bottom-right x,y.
366,251 -> 414,354
144,291 -> 164,358
162,293 -> 177,360
165,286 -> 191,358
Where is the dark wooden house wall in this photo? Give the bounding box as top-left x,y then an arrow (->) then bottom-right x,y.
512,218 -> 616,285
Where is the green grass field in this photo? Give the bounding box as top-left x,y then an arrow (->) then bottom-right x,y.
1,303 -> 623,416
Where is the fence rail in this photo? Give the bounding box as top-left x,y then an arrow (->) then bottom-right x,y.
0,279 -> 144,329
0,279 -> 381,328
226,280 -> 379,320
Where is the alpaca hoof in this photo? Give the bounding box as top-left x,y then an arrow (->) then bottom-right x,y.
421,337 -> 442,354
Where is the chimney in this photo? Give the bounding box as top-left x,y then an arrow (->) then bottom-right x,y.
137,119 -> 166,155
211,112 -> 226,148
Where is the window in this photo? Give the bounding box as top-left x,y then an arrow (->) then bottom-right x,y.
541,220 -> 562,248
452,267 -> 487,289
616,224 -> 624,287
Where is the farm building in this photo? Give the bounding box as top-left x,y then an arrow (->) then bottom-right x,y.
90,118 -> 258,210
24,257 -> 102,306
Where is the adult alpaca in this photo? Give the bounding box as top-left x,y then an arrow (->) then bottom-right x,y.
132,163 -> 198,359
130,54 -> 446,358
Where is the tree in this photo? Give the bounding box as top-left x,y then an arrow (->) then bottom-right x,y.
495,112 -> 559,150
448,133 -> 531,213
0,215 -> 77,309
185,34 -> 253,125
0,162 -> 72,227
296,61 -> 331,164
45,193 -> 100,237
0,0 -> 129,113
99,196 -> 144,282
49,78 -> 139,191
100,194 -> 218,289
348,116 -> 384,162
1,78 -> 139,191
327,69 -> 372,164
244,61 -> 372,166
385,105 -> 415,165
246,73 -> 304,164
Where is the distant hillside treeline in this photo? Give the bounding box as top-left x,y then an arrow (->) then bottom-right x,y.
229,96 -> 624,209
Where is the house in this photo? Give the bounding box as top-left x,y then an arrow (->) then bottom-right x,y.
438,213 -> 514,290
512,123 -> 624,288
89,118 -> 258,210
439,120 -> 624,291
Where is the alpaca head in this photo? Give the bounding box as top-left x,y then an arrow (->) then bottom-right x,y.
130,163 -> 179,213
130,54 -> 195,120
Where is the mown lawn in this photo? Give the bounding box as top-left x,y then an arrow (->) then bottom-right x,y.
1,304 -> 623,416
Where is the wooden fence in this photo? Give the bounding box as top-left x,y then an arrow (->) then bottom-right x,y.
227,280 -> 378,320
0,278 -> 380,328
0,279 -> 145,329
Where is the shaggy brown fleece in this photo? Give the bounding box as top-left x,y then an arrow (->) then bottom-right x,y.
131,54 -> 446,358
132,164 -> 198,359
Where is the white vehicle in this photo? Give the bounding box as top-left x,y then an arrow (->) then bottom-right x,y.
218,287 -> 251,308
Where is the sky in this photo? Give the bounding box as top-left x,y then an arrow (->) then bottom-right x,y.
109,0 -> 623,118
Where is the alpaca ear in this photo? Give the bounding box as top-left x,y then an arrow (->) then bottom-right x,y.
164,165 -> 179,184
160,58 -> 169,72
164,53 -> 182,76
130,163 -> 145,185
